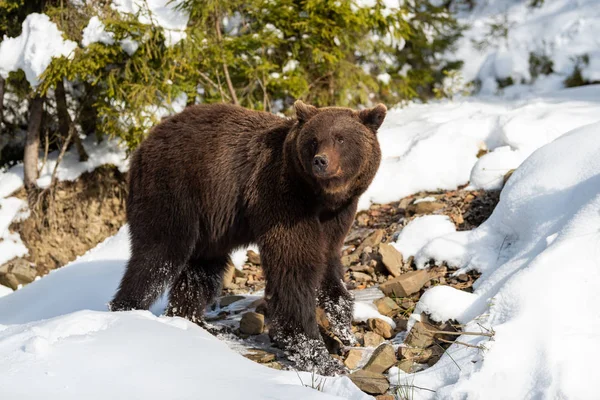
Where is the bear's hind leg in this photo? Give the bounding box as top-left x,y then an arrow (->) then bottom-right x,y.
110,249 -> 188,312
165,256 -> 229,325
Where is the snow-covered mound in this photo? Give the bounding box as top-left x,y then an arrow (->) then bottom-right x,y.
454,0 -> 600,94
389,121 -> 600,399
0,227 -> 371,400
359,85 -> 600,209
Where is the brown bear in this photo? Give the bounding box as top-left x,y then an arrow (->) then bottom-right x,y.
109,100 -> 386,375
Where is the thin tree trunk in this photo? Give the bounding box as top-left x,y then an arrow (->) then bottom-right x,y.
24,95 -> 44,201
56,79 -> 88,162
215,17 -> 239,105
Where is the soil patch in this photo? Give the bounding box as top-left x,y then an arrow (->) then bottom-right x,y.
8,165 -> 127,276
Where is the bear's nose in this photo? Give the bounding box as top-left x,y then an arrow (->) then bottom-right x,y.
313,154 -> 329,174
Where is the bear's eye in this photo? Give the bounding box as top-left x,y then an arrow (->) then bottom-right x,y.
336,136 -> 344,144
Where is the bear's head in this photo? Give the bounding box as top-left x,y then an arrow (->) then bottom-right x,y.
288,100 -> 386,205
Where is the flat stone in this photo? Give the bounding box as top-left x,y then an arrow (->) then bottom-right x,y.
363,344 -> 396,374
359,229 -> 385,252
352,271 -> 373,282
407,200 -> 445,215
376,395 -> 395,400
244,349 -> 276,363
368,318 -> 394,339
239,312 -> 264,335
396,359 -> 416,373
378,243 -> 403,277
379,270 -> 430,297
220,295 -> 245,307
404,321 -> 436,349
246,250 -> 261,265
350,264 -> 375,274
349,370 -> 390,395
344,349 -> 363,370
374,297 -> 400,317
398,346 -> 434,363
363,331 -> 385,347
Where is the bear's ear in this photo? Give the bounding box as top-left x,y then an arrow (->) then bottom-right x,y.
358,104 -> 387,133
294,100 -> 318,124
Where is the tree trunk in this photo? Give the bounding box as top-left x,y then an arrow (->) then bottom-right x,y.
56,79 -> 88,162
24,95 -> 44,198
215,17 -> 239,105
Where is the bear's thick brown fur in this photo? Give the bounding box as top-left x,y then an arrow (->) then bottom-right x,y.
109,100 -> 386,374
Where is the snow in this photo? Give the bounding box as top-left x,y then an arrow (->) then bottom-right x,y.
111,0 -> 190,47
390,121 -> 600,399
392,215 -> 456,260
358,84 -> 600,210
81,16 -> 115,47
0,13 -> 77,87
353,301 -> 396,330
0,226 -> 371,400
453,0 -> 600,95
0,197 -> 28,265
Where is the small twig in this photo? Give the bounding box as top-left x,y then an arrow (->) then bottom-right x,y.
438,337 -> 485,349
426,329 -> 494,337
39,127 -> 50,174
396,384 -> 437,393
198,71 -> 231,100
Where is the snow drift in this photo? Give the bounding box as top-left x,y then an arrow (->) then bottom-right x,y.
0,226 -> 371,400
390,121 -> 600,399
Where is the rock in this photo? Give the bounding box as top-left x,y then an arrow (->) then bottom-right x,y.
379,270 -> 430,297
393,318 -> 408,333
359,229 -> 385,251
344,349 -> 363,370
374,297 -> 400,317
246,250 -> 261,265
378,243 -> 403,277
407,200 -> 445,215
457,273 -> 469,282
220,295 -> 245,307
0,259 -> 36,290
363,344 -> 396,373
316,306 -> 330,330
397,359 -> 416,373
345,228 -> 374,244
363,331 -> 385,347
352,271 -> 373,283
234,277 -> 247,285
376,395 -> 395,400
265,361 -> 283,370
244,349 -> 276,363
404,321 -> 436,349
398,346 -> 434,363
350,264 -> 375,274
349,370 -> 390,395
368,318 -> 394,339
400,298 -> 415,310
342,254 -> 359,267
240,312 -> 264,335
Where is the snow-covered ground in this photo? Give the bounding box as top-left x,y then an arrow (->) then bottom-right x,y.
387,120 -> 600,400
358,84 -> 600,209
0,226 -> 370,400
452,0 -> 600,95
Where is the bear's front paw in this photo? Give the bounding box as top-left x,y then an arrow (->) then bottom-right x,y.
280,333 -> 347,376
